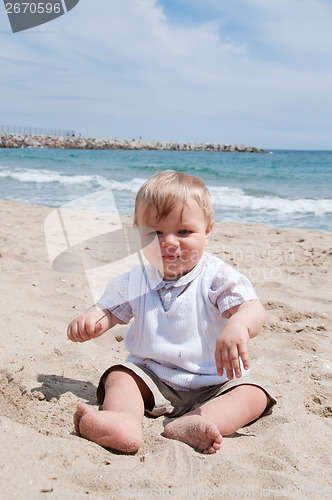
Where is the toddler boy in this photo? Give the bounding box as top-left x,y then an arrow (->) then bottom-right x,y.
67,170 -> 275,454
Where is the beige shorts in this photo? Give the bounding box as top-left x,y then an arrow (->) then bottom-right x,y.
97,362 -> 276,420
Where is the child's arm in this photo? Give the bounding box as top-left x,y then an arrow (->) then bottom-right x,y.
215,300 -> 266,380
67,304 -> 121,343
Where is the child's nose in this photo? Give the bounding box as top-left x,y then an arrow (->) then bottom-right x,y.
161,234 -> 180,248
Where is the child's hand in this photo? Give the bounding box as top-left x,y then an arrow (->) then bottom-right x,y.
215,300 -> 266,380
215,323 -> 250,380
67,306 -> 112,343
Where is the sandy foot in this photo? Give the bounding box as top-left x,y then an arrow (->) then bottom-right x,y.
164,415 -> 223,454
73,402 -> 142,453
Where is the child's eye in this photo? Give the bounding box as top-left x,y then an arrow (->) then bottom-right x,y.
141,230 -> 158,241
141,230 -> 154,236
178,229 -> 191,235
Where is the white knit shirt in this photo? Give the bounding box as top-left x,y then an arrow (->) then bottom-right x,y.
98,252 -> 258,390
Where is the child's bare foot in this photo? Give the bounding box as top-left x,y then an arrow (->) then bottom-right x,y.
164,415 -> 223,454
73,402 -> 142,453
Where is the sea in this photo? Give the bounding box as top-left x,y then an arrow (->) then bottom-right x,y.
0,147 -> 331,233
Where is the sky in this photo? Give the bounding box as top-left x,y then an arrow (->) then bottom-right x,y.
1,0 -> 332,150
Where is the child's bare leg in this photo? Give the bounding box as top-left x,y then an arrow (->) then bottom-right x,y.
74,367 -> 152,453
164,385 -> 267,454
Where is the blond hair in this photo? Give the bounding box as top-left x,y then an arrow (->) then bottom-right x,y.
134,170 -> 214,226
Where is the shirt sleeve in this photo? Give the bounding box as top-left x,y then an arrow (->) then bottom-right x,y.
97,271 -> 133,324
208,261 -> 258,314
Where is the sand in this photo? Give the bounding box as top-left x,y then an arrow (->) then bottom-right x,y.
0,199 -> 331,499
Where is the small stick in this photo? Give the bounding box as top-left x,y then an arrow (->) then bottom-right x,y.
95,310 -> 112,325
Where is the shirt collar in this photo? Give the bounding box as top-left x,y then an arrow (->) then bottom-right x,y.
145,252 -> 210,291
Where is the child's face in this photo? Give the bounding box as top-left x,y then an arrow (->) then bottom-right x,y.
137,198 -> 213,281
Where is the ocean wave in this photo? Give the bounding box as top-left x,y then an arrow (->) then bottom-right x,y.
0,167 -> 101,186
97,177 -> 147,192
209,186 -> 332,217
1,166 -> 331,218
0,166 -> 147,192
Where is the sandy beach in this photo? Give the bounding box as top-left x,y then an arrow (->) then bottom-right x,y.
0,198 -> 331,499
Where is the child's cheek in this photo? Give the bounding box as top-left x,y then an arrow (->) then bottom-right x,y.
142,239 -> 162,268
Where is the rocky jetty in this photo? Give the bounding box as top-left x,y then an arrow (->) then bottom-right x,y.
0,133 -> 267,153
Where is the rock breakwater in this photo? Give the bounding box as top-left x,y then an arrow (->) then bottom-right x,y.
0,133 -> 267,153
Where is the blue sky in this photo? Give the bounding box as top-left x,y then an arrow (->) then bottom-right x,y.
1,0 -> 332,149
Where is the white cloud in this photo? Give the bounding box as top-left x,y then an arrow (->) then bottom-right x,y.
0,0 -> 332,148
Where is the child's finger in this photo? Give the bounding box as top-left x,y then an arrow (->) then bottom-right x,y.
77,318 -> 93,341
231,346 -> 245,378
219,348 -> 234,380
214,348 -> 224,377
224,363 -> 234,380
68,320 -> 84,343
239,345 -> 250,371
224,346 -> 240,379
67,323 -> 75,342
93,321 -> 104,337
95,322 -> 103,332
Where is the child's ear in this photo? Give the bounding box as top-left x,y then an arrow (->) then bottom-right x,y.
205,222 -> 214,243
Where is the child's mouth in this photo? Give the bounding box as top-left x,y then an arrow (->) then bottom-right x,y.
162,254 -> 179,261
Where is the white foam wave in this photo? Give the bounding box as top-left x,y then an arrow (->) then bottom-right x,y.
0,167 -> 146,193
0,167 -> 100,185
1,166 -> 331,218
209,186 -> 332,217
97,177 -> 147,192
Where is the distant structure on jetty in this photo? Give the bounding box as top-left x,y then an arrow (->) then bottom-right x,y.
0,125 -> 75,137
0,133 -> 267,153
